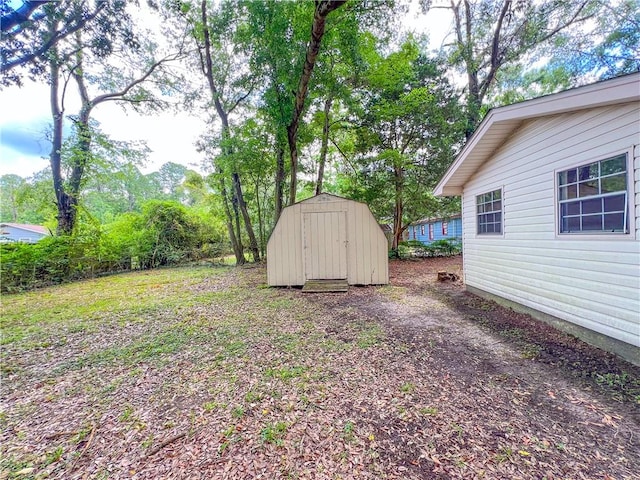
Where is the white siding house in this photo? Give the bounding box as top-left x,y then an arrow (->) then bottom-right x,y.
0,223 -> 50,243
434,73 -> 640,364
267,193 -> 389,286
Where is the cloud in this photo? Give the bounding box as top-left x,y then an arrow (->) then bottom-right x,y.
0,146 -> 49,177
0,81 -> 208,178
0,123 -> 50,157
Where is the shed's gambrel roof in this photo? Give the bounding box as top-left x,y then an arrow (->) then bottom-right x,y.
434,73 -> 640,196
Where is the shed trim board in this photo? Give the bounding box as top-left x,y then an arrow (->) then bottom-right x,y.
267,194 -> 389,286
434,73 -> 640,362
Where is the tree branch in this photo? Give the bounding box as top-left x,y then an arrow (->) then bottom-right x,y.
228,85 -> 255,114
90,55 -> 180,107
1,0 -> 51,33
1,2 -> 106,73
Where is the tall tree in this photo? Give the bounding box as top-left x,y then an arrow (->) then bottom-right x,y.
243,0 -> 394,218
178,0 -> 261,263
430,0 -> 598,136
348,40 -> 463,249
240,0 -> 310,221
33,1 -> 180,234
286,0 -> 347,204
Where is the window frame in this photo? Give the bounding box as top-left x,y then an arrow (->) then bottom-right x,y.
420,224 -> 425,236
476,188 -> 503,236
442,221 -> 448,236
555,149 -> 634,238
428,223 -> 434,241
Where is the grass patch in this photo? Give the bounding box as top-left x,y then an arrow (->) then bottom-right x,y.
264,366 -> 307,381
1,267 -> 222,346
377,285 -> 407,302
57,324 -> 205,371
356,323 -> 385,348
260,421 -> 288,446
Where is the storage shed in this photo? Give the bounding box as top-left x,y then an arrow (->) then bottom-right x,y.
434,72 -> 640,365
267,193 -> 389,287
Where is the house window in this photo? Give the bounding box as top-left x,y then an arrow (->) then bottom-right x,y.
442,222 -> 448,236
428,224 -> 434,240
420,225 -> 425,236
412,227 -> 416,240
558,154 -> 628,234
476,189 -> 502,234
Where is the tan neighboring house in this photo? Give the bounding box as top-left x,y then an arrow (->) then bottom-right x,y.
0,223 -> 51,243
434,73 -> 640,365
267,193 -> 389,287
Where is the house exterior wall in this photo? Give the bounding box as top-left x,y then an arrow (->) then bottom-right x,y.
0,225 -> 48,243
461,102 -> 640,349
408,217 -> 462,245
267,195 -> 389,286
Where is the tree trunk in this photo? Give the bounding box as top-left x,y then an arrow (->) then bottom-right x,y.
47,41 -> 76,236
315,95 -> 333,195
219,175 -> 244,265
232,172 -> 260,261
286,0 -> 346,205
201,0 -> 259,262
254,177 -> 266,259
286,126 -> 299,204
391,162 -> 404,251
274,143 -> 286,222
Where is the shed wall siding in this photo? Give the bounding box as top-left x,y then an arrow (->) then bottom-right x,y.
267,195 -> 388,286
462,103 -> 640,347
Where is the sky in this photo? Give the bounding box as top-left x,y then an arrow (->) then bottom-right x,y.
0,2 -> 452,179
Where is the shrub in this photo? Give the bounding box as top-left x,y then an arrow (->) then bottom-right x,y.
0,236 -> 95,292
390,237 -> 461,260
0,201 -> 228,292
136,200 -> 200,269
428,238 -> 462,256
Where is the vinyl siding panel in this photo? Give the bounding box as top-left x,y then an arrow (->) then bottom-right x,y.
267,194 -> 388,286
462,103 -> 640,347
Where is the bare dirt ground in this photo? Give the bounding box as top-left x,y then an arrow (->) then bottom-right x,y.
1,257 -> 639,479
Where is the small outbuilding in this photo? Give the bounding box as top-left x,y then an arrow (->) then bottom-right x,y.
267,193 -> 389,287
434,72 -> 640,365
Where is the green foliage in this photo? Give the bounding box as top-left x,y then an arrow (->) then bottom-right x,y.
0,235 -> 99,292
0,199 -> 226,292
395,237 -> 462,259
344,38 -> 464,247
260,421 -> 288,446
134,200 -> 200,268
0,171 -> 57,225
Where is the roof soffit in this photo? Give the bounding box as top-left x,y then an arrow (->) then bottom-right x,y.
434,73 -> 640,196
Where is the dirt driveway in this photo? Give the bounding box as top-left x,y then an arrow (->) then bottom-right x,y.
1,257 -> 639,479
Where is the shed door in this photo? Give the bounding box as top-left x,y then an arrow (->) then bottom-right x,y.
303,212 -> 347,280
